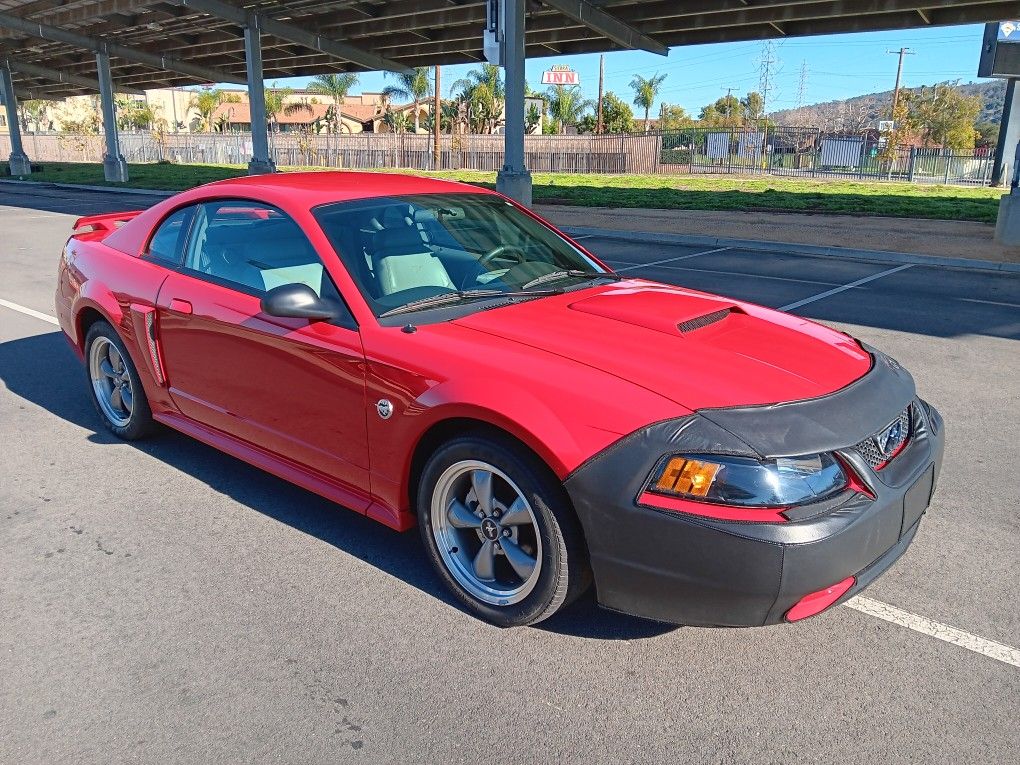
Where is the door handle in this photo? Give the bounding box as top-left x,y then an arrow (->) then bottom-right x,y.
168,298 -> 193,315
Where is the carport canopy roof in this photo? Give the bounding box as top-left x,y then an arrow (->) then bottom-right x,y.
0,0 -> 1013,99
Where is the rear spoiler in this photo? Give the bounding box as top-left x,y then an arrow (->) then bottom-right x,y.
72,210 -> 142,236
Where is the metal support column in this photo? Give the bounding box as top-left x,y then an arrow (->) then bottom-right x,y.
1,61 -> 31,176
992,79 -> 1018,187
95,48 -> 128,182
495,0 -> 531,206
244,12 -> 275,175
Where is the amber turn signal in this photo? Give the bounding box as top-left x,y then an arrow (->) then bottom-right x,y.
653,457 -> 721,497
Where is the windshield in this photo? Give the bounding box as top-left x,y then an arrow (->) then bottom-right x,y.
312,193 -> 610,318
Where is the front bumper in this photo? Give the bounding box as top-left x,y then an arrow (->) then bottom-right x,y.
564,353 -> 945,627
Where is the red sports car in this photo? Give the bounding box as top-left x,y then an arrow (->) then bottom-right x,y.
56,172 -> 944,627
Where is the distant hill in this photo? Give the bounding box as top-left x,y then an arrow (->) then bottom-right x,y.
773,80 -> 1006,128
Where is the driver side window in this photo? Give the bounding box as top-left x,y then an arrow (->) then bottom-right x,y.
183,200 -> 338,301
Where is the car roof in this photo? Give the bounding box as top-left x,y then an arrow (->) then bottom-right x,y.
197,171 -> 493,205
101,171 -> 498,257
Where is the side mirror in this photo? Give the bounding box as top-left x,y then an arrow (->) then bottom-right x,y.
261,283 -> 336,321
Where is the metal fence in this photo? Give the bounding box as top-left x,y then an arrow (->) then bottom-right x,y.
655,126 -> 995,185
1,127 -> 997,186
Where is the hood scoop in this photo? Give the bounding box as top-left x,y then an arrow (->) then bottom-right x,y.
569,289 -> 739,337
678,308 -> 731,333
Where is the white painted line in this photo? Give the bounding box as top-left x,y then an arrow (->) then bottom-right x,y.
843,596 -> 1020,669
0,298 -> 59,326
616,246 -> 732,273
778,264 -> 914,311
958,297 -> 1020,309
570,234 -> 594,240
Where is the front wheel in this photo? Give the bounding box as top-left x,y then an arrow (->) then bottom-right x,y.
417,433 -> 591,627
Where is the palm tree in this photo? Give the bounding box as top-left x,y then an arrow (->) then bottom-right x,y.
306,73 -> 359,134
382,107 -> 409,133
382,67 -> 432,133
264,84 -> 311,133
630,73 -> 667,132
544,85 -> 593,135
451,63 -> 504,133
190,88 -> 225,133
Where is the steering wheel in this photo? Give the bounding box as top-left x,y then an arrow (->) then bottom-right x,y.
478,243 -> 528,268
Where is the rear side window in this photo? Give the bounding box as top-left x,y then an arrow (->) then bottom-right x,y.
145,207 -> 192,265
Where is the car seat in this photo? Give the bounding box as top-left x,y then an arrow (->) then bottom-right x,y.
371,226 -> 455,296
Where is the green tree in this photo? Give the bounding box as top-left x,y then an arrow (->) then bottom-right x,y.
451,64 -> 505,133
906,84 -> 981,150
307,73 -> 360,134
699,94 -> 742,127
659,104 -> 692,132
382,106 -> 409,133
544,84 -> 592,134
264,84 -> 311,133
975,120 -> 1000,148
19,99 -> 50,133
741,91 -> 765,122
600,92 -> 636,133
526,103 -> 542,134
189,88 -> 225,133
383,67 -> 432,133
423,101 -> 458,134
629,73 -> 667,132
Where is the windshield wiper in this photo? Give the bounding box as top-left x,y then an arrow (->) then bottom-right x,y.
379,288 -> 562,318
520,269 -> 621,290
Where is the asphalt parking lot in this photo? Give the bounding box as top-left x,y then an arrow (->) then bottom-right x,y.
1,184 -> 1018,764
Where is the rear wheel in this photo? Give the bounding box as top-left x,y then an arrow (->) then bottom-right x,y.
85,321 -> 155,440
418,433 -> 590,626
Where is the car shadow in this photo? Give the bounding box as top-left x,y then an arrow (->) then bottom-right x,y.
0,330 -> 675,641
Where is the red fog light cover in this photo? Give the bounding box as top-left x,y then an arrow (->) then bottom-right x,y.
785,576 -> 856,622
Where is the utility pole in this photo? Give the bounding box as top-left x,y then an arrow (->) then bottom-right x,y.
596,54 -> 605,134
433,65 -> 441,169
721,86 -> 736,123
887,47 -> 915,119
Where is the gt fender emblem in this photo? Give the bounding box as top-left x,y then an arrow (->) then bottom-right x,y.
376,399 -> 394,419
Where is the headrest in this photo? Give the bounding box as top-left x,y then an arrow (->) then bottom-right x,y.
374,226 -> 427,255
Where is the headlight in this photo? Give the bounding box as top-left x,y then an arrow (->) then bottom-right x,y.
648,453 -> 847,508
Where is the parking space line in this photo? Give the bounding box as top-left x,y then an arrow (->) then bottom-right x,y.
0,298 -> 59,326
844,596 -> 1020,668
778,264 -> 914,311
610,260 -> 842,287
957,297 -> 1020,309
3,292 -> 1018,669
616,246 -> 732,273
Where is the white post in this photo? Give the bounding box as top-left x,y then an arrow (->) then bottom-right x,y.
244,12 -> 275,175
96,48 -> 128,182
495,0 -> 532,206
0,61 -> 31,175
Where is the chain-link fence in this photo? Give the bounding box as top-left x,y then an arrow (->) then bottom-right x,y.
1,128 -> 997,187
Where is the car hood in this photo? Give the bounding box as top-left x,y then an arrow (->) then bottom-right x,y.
451,280 -> 872,410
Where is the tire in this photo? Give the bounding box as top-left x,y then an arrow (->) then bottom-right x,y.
84,320 -> 155,441
417,432 -> 591,627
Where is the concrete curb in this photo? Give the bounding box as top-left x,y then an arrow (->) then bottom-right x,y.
561,225 -> 1020,275
0,179 -> 175,197
4,178 -> 1018,274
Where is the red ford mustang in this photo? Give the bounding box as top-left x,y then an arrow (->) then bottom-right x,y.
56,172 -> 944,627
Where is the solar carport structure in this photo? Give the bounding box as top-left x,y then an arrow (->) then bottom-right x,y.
0,1 -> 1013,203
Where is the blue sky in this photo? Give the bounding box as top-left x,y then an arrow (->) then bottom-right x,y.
271,23 -> 995,115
